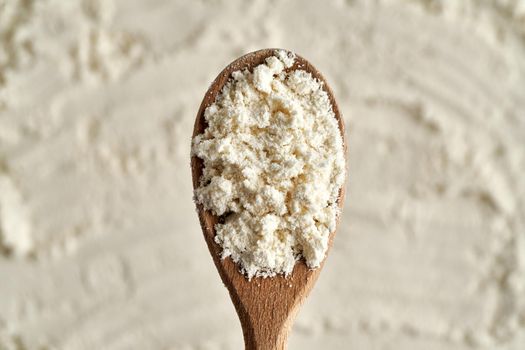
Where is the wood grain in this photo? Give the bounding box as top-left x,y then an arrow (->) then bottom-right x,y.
190,49 -> 347,350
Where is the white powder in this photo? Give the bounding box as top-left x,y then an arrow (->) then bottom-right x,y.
2,1 -> 525,348
192,50 -> 345,279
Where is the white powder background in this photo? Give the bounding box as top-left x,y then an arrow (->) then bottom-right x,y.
0,0 -> 524,349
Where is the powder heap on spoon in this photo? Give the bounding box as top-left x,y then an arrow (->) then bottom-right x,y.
192,50 -> 345,279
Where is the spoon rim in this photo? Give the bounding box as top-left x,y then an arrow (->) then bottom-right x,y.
191,48 -> 347,282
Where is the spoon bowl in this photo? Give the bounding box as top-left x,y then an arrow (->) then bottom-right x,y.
191,48 -> 347,350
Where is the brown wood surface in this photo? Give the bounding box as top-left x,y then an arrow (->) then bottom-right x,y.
190,49 -> 347,350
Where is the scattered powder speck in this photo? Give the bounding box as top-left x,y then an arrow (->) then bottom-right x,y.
192,50 -> 346,278
0,175 -> 33,257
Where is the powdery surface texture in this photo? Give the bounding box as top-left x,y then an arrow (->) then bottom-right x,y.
0,0 -> 525,349
193,51 -> 345,278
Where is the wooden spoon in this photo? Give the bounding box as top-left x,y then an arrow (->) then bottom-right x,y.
191,49 -> 347,350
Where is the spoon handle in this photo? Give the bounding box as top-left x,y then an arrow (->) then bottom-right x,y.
241,318 -> 291,350
225,270 -> 310,350
235,289 -> 297,350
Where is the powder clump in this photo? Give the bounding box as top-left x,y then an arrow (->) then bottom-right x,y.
192,50 -> 345,279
